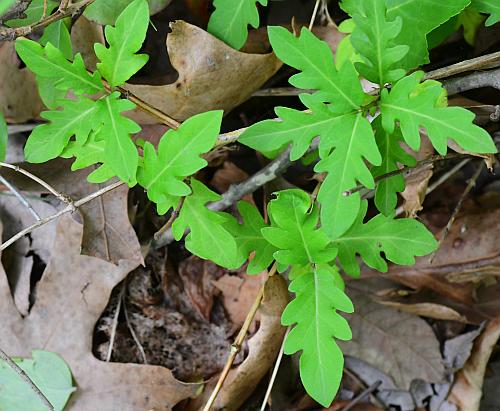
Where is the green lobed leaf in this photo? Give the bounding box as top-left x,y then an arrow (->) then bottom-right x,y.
4,0 -> 57,27
225,201 -> 277,275
380,71 -> 497,155
95,93 -> 140,185
371,118 -> 416,215
172,179 -> 243,269
207,0 -> 267,50
15,38 -> 103,96
137,110 -> 222,215
268,26 -> 365,114
332,201 -> 438,277
262,189 -> 337,267
471,0 -> 500,25
315,108 -> 382,239
40,19 -> 73,60
341,0 -> 409,85
0,111 -> 7,162
24,97 -> 101,163
94,0 -> 150,87
281,264 -> 353,407
0,350 -> 75,411
386,0 -> 470,71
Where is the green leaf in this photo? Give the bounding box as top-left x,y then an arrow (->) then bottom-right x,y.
94,0 -> 150,87
95,93 -> 140,185
386,0 -> 470,71
268,26 -> 365,114
15,38 -> 103,95
471,0 -> 500,25
4,0 -> 57,27
371,118 -> 416,215
281,264 -> 353,407
0,0 -> 15,17
40,19 -> 73,60
207,0 -> 267,50
0,350 -> 75,411
315,109 -> 382,239
172,179 -> 243,269
332,201 -> 438,277
341,0 -> 409,85
137,110 -> 222,214
380,71 -> 497,155
24,97 -> 101,163
225,201 -> 277,274
0,111 -> 7,162
84,0 -> 169,25
262,189 -> 337,267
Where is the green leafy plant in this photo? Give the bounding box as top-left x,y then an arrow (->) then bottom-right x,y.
12,0 -> 498,407
472,0 -> 500,25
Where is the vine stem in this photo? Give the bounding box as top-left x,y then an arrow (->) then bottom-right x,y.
0,180 -> 124,251
0,174 -> 41,220
0,348 -> 54,411
202,263 -> 278,411
153,196 -> 185,240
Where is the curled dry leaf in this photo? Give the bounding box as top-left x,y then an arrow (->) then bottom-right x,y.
125,21 -> 282,124
0,42 -> 43,123
448,315 -> 500,411
340,286 -> 446,390
187,275 -> 289,411
0,215 -> 199,410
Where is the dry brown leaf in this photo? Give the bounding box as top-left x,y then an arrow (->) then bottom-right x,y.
71,16 -> 105,70
125,21 -> 282,124
448,315 -> 500,411
187,275 -> 289,411
376,300 -> 468,323
0,215 -> 199,410
0,42 -> 43,123
340,286 -> 446,389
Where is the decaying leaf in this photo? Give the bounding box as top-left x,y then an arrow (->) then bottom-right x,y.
0,215 -> 199,410
70,16 -> 105,71
187,275 -> 289,411
448,315 -> 500,411
125,21 -> 282,123
0,42 -> 43,123
377,300 -> 468,323
340,286 -> 446,390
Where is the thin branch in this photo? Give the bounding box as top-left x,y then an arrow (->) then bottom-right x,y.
0,0 -> 95,41
106,282 -> 126,362
0,162 -> 73,207
429,161 -> 484,263
122,293 -> 148,365
341,381 -> 383,411
153,195 -> 185,241
308,0 -> 321,31
0,180 -> 124,251
0,174 -> 41,220
202,263 -> 278,411
0,348 -> 54,411
259,326 -> 290,411
443,67 -> 500,95
424,51 -> 500,81
0,0 -> 32,23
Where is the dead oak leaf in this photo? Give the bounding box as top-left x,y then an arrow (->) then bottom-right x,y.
0,215 -> 198,410
125,21 -> 282,124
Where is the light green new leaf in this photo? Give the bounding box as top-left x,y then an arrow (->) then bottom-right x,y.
386,0 -> 470,71
172,179 -> 243,269
239,94 -> 345,161
137,110 -> 222,214
262,189 -> 337,267
40,19 -> 73,60
380,71 -> 497,155
15,38 -> 103,95
472,0 -> 500,25
0,0 -> 15,18
95,93 -> 140,185
333,201 -> 438,277
24,97 -> 101,163
225,201 -> 277,274
0,111 -> 7,162
207,0 -> 267,50
268,26 -> 365,114
95,0 -> 150,87
316,110 -> 382,239
0,350 -> 75,411
341,0 -> 409,85
282,264 -> 353,407
4,0 -> 57,27
371,118 -> 416,215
